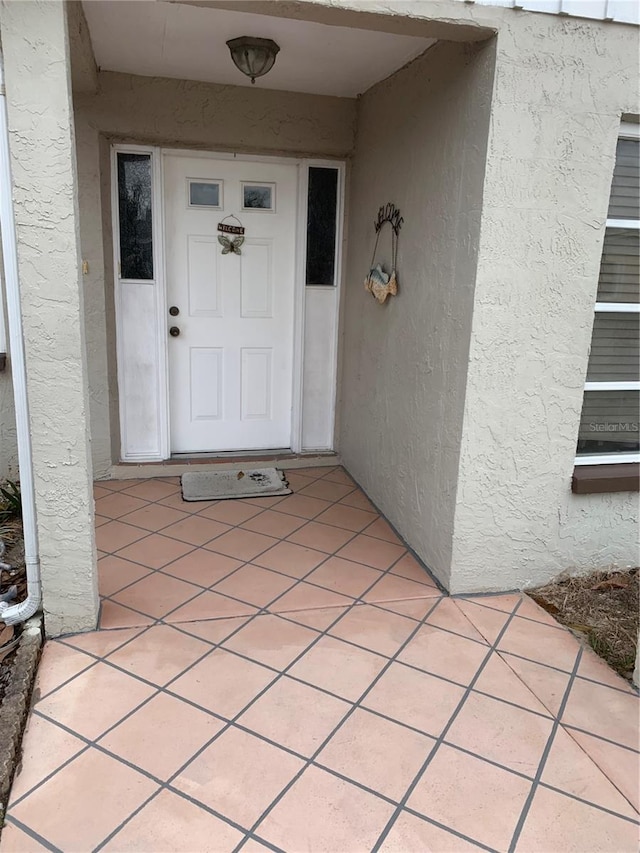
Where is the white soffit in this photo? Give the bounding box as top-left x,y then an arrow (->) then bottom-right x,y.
82,1 -> 436,98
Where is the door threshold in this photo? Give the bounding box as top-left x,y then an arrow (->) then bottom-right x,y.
107,451 -> 340,481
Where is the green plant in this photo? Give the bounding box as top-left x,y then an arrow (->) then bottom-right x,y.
0,480 -> 21,523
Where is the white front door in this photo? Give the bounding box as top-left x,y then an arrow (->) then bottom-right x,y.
163,154 -> 298,453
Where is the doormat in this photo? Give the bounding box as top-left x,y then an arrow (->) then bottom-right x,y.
181,468 -> 291,502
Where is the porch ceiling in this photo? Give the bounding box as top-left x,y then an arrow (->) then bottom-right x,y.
81,0 -> 436,98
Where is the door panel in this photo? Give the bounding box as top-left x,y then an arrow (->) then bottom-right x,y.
164,154 -> 297,453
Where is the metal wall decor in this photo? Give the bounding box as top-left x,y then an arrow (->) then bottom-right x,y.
217,214 -> 245,255
364,203 -> 403,304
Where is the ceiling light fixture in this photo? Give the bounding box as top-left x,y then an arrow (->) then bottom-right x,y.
226,36 -> 280,85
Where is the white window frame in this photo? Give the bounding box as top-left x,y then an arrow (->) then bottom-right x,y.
575,121 -> 640,466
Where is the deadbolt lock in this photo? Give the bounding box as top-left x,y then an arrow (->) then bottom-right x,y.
169,306 -> 180,316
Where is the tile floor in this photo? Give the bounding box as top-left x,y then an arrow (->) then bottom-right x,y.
1,466 -> 639,852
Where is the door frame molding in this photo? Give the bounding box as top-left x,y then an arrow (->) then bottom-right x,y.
112,143 -> 345,460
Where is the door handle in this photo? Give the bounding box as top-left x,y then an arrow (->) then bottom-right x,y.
169,326 -> 180,337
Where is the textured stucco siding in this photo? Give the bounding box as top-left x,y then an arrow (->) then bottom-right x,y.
339,40 -> 495,587
449,14 -> 640,591
0,0 -> 98,635
73,71 -> 358,472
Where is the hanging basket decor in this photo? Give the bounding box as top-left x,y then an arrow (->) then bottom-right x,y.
217,214 -> 245,255
364,203 -> 403,304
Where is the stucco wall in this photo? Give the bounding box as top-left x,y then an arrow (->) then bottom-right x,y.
73,71 -> 358,472
339,39 -> 495,587
0,0 -> 98,635
449,13 -> 640,591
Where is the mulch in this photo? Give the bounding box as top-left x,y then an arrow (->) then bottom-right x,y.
530,568 -> 639,681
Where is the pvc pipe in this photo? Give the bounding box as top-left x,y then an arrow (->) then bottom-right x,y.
0,50 -> 41,625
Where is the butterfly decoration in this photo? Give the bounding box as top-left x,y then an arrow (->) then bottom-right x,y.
218,234 -> 244,255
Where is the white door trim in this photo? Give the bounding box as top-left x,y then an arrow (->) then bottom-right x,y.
112,144 -> 345,461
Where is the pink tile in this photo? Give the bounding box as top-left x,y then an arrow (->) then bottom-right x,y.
299,479 -> 356,502
256,765 -> 394,852
257,492 -> 331,520
95,521 -> 147,554
321,468 -> 355,485
212,564 -> 296,607
379,811 -> 485,852
306,556 -> 382,599
98,555 -> 151,597
164,590 -> 258,623
389,552 -> 438,586
446,692 -> 554,775
363,516 -> 402,544
500,653 -> 570,716
498,617 -> 581,673
337,535 -> 406,570
103,789 -> 242,852
60,627 -> 144,658
268,583 -> 353,615
169,648 -> 276,717
465,593 -> 521,613
197,501 -> 263,525
287,521 -> 354,554
178,615 -> 250,646
94,485 -> 112,500
94,492 -> 148,520
284,606 -> 350,632
223,613 -> 317,669
253,540 -> 327,577
106,624 -> 211,686
205,527 -> 279,561
121,479 -> 180,501
473,652 -> 551,715
110,572 -> 201,619
34,642 -> 95,698
516,786 -> 639,852
314,503 -> 378,532
317,708 -> 434,800
363,573 -> 440,604
8,715 -> 85,804
398,625 -> 489,686
577,648 -> 636,694
241,509 -> 306,538
517,594 -> 566,628
328,604 -> 418,657
382,598 -> 443,621
97,478 -> 145,492
288,635 -> 387,702
99,600 -> 154,630
426,598 -> 487,642
162,515 -> 231,546
99,692 -> 222,780
541,727 -> 638,818
339,490 -> 376,512
173,726 -> 304,827
363,663 -> 465,737
160,548 -> 242,587
117,503 -> 189,533
407,745 -> 530,850
94,514 -> 110,527
569,729 -> 640,814
562,677 -> 640,751
238,676 -> 350,756
114,533 -> 194,570
9,749 -> 158,852
295,466 -> 338,478
0,823 -> 49,852
454,599 -> 510,644
35,662 -> 155,740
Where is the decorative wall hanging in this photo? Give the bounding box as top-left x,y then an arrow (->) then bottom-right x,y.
217,214 -> 245,255
364,203 -> 403,304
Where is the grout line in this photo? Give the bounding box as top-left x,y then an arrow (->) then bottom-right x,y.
1,816 -> 63,853
507,647 -> 584,852
400,807 -> 500,853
